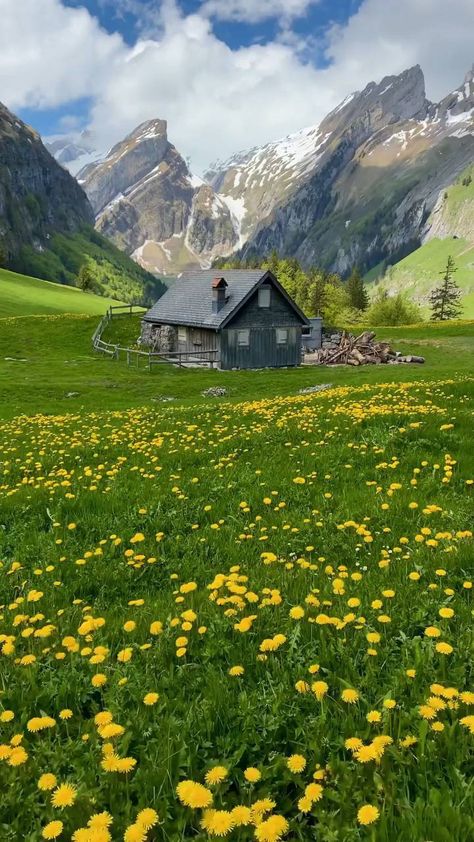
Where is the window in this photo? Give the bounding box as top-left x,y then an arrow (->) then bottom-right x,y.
178,327 -> 187,343
237,329 -> 250,347
276,328 -> 288,345
258,286 -> 271,308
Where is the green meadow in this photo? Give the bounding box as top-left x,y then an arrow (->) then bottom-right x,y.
0,285 -> 473,841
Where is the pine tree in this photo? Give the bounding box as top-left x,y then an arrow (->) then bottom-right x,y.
347,267 -> 369,311
429,256 -> 462,321
307,270 -> 326,316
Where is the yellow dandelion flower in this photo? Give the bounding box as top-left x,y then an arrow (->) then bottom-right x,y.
244,767 -> 261,782
42,820 -> 64,839
286,754 -> 306,773
176,780 -> 213,808
205,766 -> 228,785
341,688 -> 359,704
38,773 -> 57,791
143,692 -> 159,706
357,804 -> 380,825
136,808 -> 159,829
254,814 -> 289,841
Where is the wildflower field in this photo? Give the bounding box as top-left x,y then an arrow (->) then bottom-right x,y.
0,317 -> 473,841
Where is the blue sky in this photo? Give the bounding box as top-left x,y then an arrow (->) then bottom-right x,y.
2,0 -> 473,171
61,1 -> 363,51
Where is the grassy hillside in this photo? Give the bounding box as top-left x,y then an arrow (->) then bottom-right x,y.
367,164 -> 474,317
369,238 -> 474,317
0,267 -> 125,317
8,224 -> 167,306
0,314 -> 473,840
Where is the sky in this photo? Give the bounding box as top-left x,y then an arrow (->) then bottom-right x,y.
1,0 -> 474,173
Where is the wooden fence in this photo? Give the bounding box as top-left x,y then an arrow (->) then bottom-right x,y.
92,305 -> 220,370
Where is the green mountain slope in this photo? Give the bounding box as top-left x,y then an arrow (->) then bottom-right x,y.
9,225 -> 166,306
1,100 -> 166,307
367,164 -> 474,318
0,267 -> 125,317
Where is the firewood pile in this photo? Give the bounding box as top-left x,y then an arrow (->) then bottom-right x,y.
307,331 -> 425,366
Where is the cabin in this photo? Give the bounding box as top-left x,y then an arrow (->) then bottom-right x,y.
141,270 -> 315,370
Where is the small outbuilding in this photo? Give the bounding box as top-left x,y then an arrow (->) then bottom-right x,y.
141,269 -> 314,370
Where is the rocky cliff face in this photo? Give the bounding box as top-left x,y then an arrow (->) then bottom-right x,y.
214,64 -> 474,274
78,120 -> 238,276
50,63 -> 474,278
0,102 -> 94,260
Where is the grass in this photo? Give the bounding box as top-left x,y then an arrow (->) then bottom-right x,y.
368,238 -> 474,318
0,267 -> 125,317
10,225 -> 166,306
0,315 -> 473,420
0,312 -> 473,840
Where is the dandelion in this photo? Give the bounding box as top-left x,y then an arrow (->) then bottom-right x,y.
38,773 -> 57,791
51,783 -> 77,808
232,805 -> 253,825
59,709 -> 73,720
42,821 -> 64,839
286,754 -> 306,773
244,767 -> 261,782
436,642 -> 454,655
143,692 -> 159,706
8,746 -> 28,766
357,804 -> 380,825
229,665 -> 245,676
124,824 -> 146,842
176,779 -> 213,808
136,808 -> 159,829
341,688 -> 359,704
254,814 -> 289,841
201,809 -> 234,836
460,715 -> 474,734
205,766 -> 228,785
312,681 -> 329,700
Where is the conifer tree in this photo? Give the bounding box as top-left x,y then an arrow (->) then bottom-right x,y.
429,256 -> 462,321
347,267 -> 369,311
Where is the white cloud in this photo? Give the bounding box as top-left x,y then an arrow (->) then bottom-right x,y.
0,0 -> 124,109
1,0 -> 473,174
325,0 -> 474,102
200,0 -> 320,24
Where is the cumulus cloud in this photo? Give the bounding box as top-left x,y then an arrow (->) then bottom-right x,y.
326,0 -> 474,101
1,0 -> 473,173
0,0 -> 124,109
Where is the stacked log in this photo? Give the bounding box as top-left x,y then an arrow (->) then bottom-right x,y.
308,331 -> 424,366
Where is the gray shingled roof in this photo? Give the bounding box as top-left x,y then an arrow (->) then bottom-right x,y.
143,270 -> 271,329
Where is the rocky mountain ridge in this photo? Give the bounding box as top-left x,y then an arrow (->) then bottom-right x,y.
0,102 -> 94,262
50,63 -> 474,278
77,120 -> 239,276
216,64 -> 474,273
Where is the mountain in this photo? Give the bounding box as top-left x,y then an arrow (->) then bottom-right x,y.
212,64 -> 474,274
51,63 -> 474,280
77,120 -> 239,276
45,130 -> 103,176
0,100 -> 94,260
367,162 -> 474,317
0,101 -> 165,304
